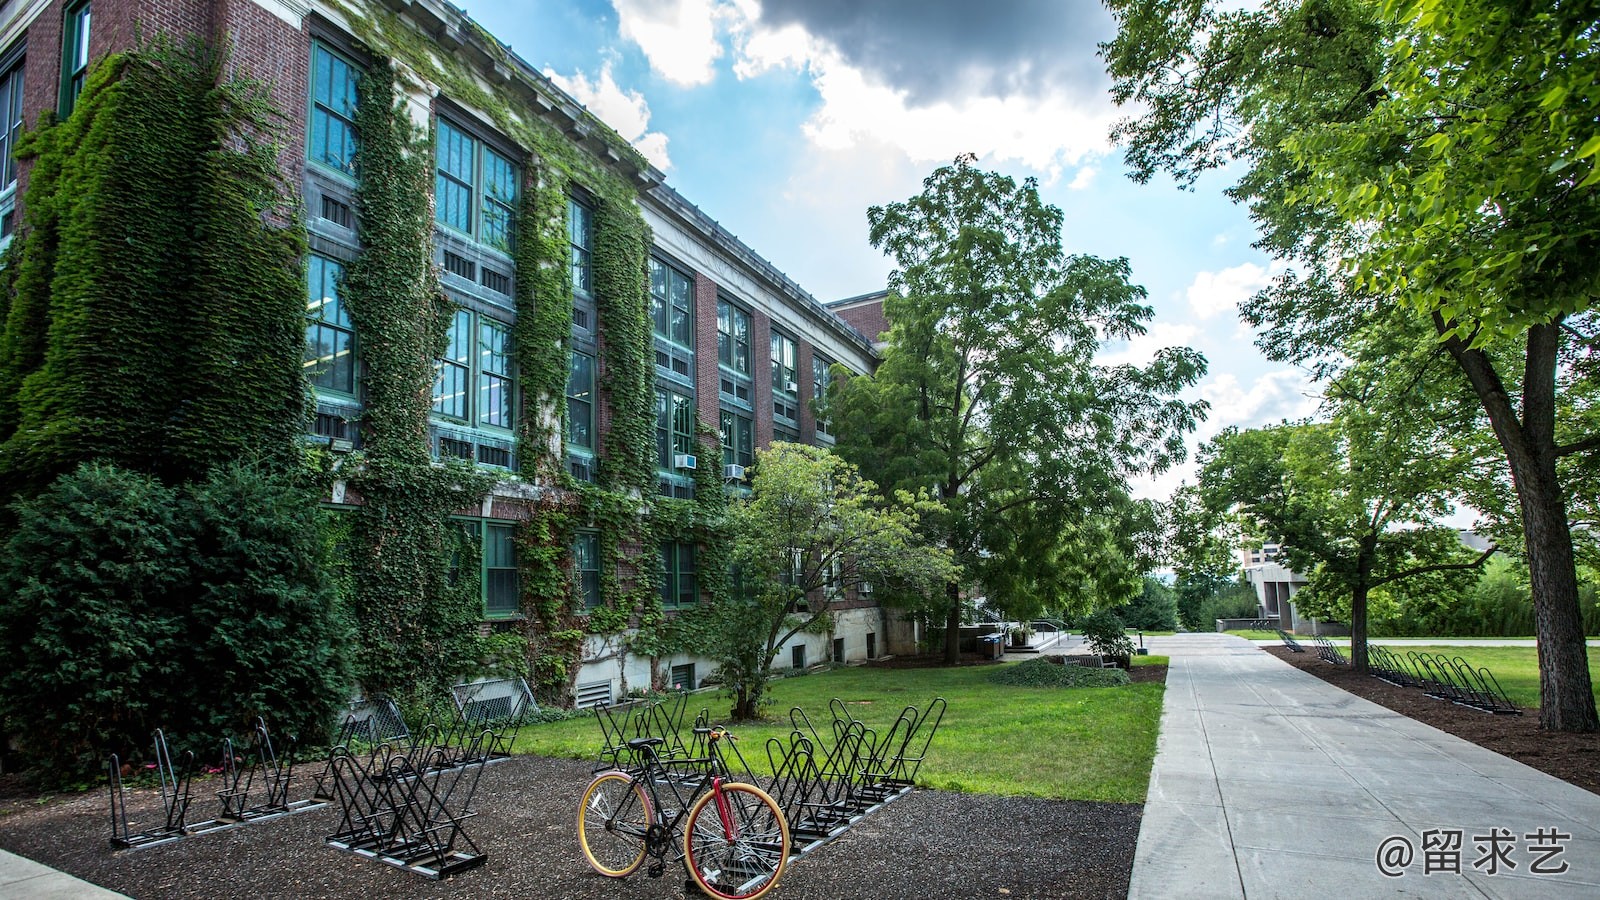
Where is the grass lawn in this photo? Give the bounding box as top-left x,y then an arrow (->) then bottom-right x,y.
1225,629 -> 1281,640
1373,644 -> 1600,709
511,659 -> 1167,803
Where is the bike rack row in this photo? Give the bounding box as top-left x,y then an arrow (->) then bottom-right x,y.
1313,636 -> 1348,665
107,719 -> 325,850
1368,647 -> 1522,715
763,697 -> 945,853
1277,630 -> 1304,653
321,735 -> 491,878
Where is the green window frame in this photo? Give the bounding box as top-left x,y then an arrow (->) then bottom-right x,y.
650,257 -> 694,349
655,389 -> 696,470
717,299 -> 750,375
566,350 -> 595,451
720,411 -> 752,470
59,1 -> 91,119
431,309 -> 515,432
660,542 -> 698,609
305,254 -> 356,396
0,47 -> 24,248
812,354 -> 833,436
574,531 -> 600,609
483,521 -> 520,618
435,117 -> 517,252
570,198 -> 593,300
308,41 -> 359,177
771,331 -> 799,423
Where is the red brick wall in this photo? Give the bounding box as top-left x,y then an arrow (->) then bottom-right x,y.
796,339 -> 815,442
214,0 -> 310,184
834,300 -> 888,342
751,311 -> 774,450
693,270 -> 720,455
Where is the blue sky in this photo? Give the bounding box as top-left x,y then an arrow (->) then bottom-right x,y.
462,0 -> 1324,501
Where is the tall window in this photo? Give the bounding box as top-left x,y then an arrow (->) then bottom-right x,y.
650,257 -> 693,348
436,118 -> 517,252
771,332 -> 798,423
59,1 -> 91,119
717,300 -> 750,374
483,522 -> 519,618
660,542 -> 698,609
0,48 -> 25,246
570,198 -> 592,297
574,532 -> 600,609
431,310 -> 514,431
566,351 -> 594,451
309,42 -> 359,177
721,411 -> 752,471
305,255 -> 356,396
812,354 -> 833,437
655,390 -> 696,469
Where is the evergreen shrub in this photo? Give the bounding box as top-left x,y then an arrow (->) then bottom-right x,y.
990,657 -> 1130,688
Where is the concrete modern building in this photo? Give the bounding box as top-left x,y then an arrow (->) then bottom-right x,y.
0,0 -> 896,707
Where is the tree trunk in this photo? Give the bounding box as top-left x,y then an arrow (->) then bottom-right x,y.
943,579 -> 962,665
1442,321 -> 1597,732
1349,537 -> 1374,674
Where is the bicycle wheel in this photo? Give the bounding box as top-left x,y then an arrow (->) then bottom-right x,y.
577,771 -> 652,877
683,781 -> 791,900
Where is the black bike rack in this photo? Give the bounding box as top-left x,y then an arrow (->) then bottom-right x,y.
1363,648 -> 1524,715
109,729 -> 196,849
1277,629 -> 1304,653
1313,636 -> 1348,665
323,735 -> 491,879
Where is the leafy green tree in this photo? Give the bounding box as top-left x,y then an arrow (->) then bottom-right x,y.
711,443 -> 953,719
1116,577 -> 1179,632
832,155 -> 1206,664
1166,483 -> 1249,630
1104,0 -> 1599,729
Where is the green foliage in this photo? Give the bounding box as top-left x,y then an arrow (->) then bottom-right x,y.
1080,610 -> 1136,660
833,155 -> 1206,661
0,463 -> 347,783
1114,577 -> 1179,631
0,39 -> 307,495
713,443 -> 954,718
1194,579 -> 1264,628
989,657 -> 1130,688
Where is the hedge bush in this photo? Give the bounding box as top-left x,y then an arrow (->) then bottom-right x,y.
990,657 -> 1131,688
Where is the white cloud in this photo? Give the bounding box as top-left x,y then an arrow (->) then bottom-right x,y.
612,0 -> 725,87
1097,321 -> 1200,369
1185,261 -> 1278,321
544,63 -> 673,171
1067,165 -> 1098,191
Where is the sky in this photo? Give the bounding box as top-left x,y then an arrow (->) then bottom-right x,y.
462,0 -> 1324,503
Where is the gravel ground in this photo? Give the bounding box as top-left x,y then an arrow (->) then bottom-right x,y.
0,755 -> 1141,899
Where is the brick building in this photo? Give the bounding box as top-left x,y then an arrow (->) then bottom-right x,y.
0,0 -> 892,705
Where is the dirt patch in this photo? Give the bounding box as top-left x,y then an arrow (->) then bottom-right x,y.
1265,646 -> 1600,796
1128,664 -> 1167,685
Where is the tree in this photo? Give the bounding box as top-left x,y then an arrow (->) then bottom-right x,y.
832,155 -> 1206,663
1166,483 -> 1250,630
1104,0 -> 1599,729
711,443 -> 953,719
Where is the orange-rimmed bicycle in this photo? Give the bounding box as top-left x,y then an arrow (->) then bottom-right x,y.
577,727 -> 790,899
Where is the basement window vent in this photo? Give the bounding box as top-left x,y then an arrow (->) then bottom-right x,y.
320,195 -> 354,229
480,267 -> 511,295
575,681 -> 613,709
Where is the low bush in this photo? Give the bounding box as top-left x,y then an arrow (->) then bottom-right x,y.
989,657 -> 1130,688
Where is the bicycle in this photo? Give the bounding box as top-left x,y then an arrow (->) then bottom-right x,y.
578,727 -> 791,899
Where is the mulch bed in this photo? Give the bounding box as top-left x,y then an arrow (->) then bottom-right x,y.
0,750 -> 1143,899
1265,645 -> 1600,796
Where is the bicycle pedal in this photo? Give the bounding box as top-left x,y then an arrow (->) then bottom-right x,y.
647,862 -> 665,879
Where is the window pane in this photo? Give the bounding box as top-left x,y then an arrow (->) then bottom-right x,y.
435,120 -> 475,233
566,351 -> 593,449
478,319 -> 512,428
654,391 -> 672,468
569,199 -> 592,298
310,44 -> 358,174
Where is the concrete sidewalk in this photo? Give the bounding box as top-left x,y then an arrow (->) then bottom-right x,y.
0,848 -> 128,899
1130,633 -> 1600,899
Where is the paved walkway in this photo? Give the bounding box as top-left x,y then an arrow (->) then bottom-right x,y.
1131,633 -> 1600,899
0,848 -> 128,899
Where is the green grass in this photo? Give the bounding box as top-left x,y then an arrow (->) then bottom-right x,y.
511,662 -> 1165,803
1373,644 -> 1600,710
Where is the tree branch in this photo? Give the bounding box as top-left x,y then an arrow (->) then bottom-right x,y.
1369,544 -> 1496,589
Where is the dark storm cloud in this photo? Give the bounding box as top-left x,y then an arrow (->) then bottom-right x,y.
755,0 -> 1116,105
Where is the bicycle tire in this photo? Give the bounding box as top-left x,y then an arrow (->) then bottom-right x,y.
682,781 -> 791,900
577,770 -> 652,877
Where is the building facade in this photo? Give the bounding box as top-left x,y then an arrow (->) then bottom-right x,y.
0,0 -> 891,706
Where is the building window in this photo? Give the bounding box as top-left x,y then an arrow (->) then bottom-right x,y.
566,350 -> 595,451
791,644 -> 806,670
0,47 -> 24,248
305,254 -> 356,396
812,354 -> 834,437
431,309 -> 515,458
435,117 -> 517,253
574,531 -> 600,609
650,257 -> 693,349
59,1 -> 91,119
771,332 -> 798,424
660,542 -> 698,609
717,299 -> 750,375
309,42 -> 359,177
570,198 -> 593,328
670,663 -> 696,691
483,521 -> 519,618
655,389 -> 696,470
720,411 -> 752,470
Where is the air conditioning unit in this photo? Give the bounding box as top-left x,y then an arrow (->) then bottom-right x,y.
723,464 -> 746,480
785,381 -> 798,392
673,453 -> 698,470
330,438 -> 354,453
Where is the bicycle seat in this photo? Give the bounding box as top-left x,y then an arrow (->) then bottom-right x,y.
627,737 -> 665,750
